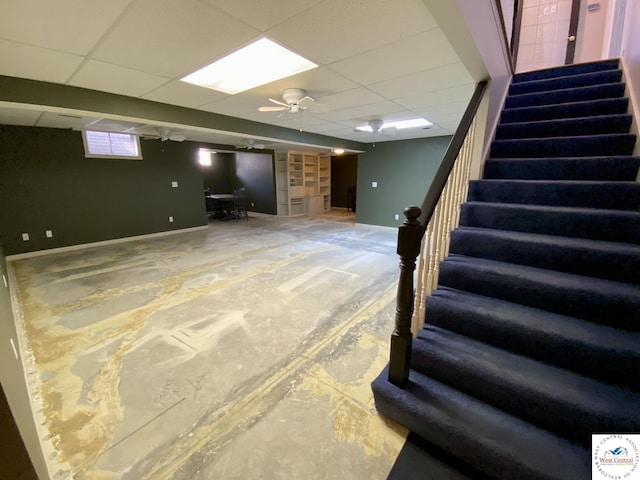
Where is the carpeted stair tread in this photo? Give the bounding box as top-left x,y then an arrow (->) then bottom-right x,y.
425,287 -> 640,390
467,179 -> 640,210
438,254 -> 640,329
449,226 -> 640,283
371,366 -> 590,480
483,156 -> 640,180
495,114 -> 632,139
512,58 -> 619,83
508,68 -> 622,96
500,97 -> 628,123
505,82 -> 625,109
459,201 -> 640,244
412,325 -> 640,445
490,133 -> 636,158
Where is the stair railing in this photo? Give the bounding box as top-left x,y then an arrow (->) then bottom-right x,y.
388,81 -> 489,387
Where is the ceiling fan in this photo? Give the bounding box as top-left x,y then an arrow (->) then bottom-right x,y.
235,139 -> 266,150
141,128 -> 186,142
354,119 -> 398,136
258,88 -> 330,115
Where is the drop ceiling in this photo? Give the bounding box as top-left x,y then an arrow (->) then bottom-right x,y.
0,0 -> 476,151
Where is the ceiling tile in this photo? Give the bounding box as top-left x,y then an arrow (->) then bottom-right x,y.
395,83 -> 475,109
69,59 -> 169,97
320,101 -> 405,123
0,0 -> 131,55
329,28 -> 459,85
92,0 -> 259,78
368,62 -> 473,99
203,0 -> 322,31
249,67 -> 358,101
313,88 -> 386,111
142,81 -> 226,108
267,0 -> 437,64
0,106 -> 41,126
0,39 -> 83,83
199,95 -> 263,116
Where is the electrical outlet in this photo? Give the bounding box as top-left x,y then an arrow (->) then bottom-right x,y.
45,230 -> 53,238
171,181 -> 178,188
251,202 -> 255,207
395,214 -> 399,220
169,216 -> 174,223
22,233 -> 29,241
372,181 -> 378,188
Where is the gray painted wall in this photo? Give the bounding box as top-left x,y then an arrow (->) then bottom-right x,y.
355,136 -> 452,228
0,243 -> 48,479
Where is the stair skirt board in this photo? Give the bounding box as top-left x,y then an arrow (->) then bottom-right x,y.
373,59 -> 640,479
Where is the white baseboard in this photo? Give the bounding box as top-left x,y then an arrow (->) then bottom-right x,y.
7,225 -> 208,261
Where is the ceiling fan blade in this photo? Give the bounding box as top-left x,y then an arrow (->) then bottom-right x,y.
259,106 -> 288,112
298,96 -> 315,107
268,98 -> 290,107
169,134 -> 186,142
382,126 -> 398,135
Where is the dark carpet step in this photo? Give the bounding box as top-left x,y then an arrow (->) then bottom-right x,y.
500,97 -> 629,124
467,179 -> 640,210
512,58 -> 619,83
505,83 -> 625,109
371,366 -> 590,480
459,201 -> 640,244
490,133 -> 636,158
483,156 -> 640,181
495,114 -> 632,140
412,325 -> 640,445
425,287 -> 640,390
509,68 -> 622,96
438,254 -> 640,330
449,227 -> 640,284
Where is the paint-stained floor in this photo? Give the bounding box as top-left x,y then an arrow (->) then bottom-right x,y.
10,211 -> 407,479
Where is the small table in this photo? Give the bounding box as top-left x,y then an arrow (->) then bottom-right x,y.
205,194 -> 234,218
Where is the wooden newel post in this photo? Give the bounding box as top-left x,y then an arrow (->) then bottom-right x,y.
388,205 -> 422,387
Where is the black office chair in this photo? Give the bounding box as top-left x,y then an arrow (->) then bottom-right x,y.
230,188 -> 248,221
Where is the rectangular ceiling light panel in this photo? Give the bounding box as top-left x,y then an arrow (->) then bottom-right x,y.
181,38 -> 317,94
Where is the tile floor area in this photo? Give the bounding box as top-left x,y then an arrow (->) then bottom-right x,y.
10,211 -> 407,479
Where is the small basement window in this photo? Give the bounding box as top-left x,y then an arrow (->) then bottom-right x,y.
82,130 -> 142,159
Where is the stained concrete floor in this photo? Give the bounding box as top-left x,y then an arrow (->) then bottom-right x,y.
11,211 -> 407,479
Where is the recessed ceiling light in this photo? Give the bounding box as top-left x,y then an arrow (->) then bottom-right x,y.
181,38 -> 318,94
333,148 -> 345,155
356,118 -> 432,132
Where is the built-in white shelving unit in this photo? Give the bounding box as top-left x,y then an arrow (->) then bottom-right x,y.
275,150 -> 331,216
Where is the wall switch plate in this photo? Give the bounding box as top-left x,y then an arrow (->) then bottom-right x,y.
171,181 -> 178,188
395,214 -> 399,220
372,181 -> 378,188
45,230 -> 53,238
22,233 -> 29,241
169,216 -> 174,222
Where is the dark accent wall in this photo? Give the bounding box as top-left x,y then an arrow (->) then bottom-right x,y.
201,152 -> 234,194
0,125 -> 208,255
331,154 -> 358,208
232,152 -> 276,215
200,151 -> 277,215
0,243 -> 48,478
355,136 -> 453,227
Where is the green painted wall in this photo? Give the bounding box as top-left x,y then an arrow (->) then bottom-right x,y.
0,243 -> 48,478
0,125 -> 209,255
355,136 -> 453,227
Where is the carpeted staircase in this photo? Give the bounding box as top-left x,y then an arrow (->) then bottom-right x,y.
372,59 -> 640,480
